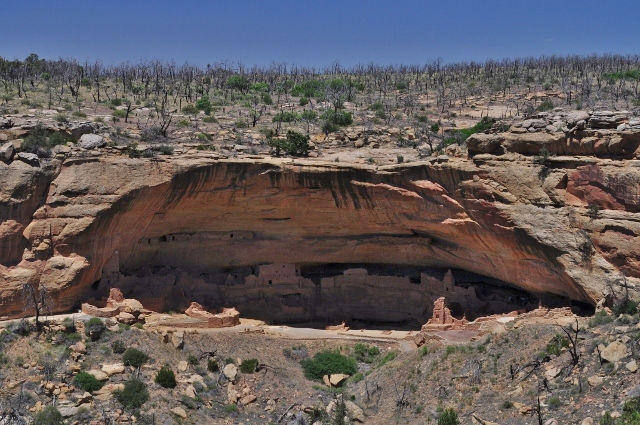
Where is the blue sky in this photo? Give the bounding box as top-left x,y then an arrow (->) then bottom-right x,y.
2,0 -> 639,68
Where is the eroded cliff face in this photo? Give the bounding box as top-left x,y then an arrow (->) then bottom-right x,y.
0,151 -> 638,320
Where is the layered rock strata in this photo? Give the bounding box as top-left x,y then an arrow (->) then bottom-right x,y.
1,142 -> 638,321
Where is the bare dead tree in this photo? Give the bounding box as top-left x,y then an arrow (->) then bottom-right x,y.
555,318 -> 581,366
21,283 -> 53,333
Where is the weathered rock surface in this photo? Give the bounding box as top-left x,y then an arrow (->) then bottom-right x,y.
0,147 -> 638,319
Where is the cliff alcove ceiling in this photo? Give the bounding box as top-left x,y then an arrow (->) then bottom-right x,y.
1,156 -> 637,320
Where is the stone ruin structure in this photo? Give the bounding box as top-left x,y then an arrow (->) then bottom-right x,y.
421,296 -> 576,333
81,288 -> 240,328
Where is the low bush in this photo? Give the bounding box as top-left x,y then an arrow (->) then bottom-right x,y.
589,310 -> 614,327
111,340 -> 126,354
438,408 -> 459,425
34,406 -> 64,425
240,359 -> 258,374
320,110 -> 353,126
208,359 -> 219,372
301,350 -> 357,381
122,348 -> 149,368
188,355 -> 199,366
155,366 -> 177,388
352,344 -> 380,364
73,371 -> 104,392
85,318 -> 105,340
114,378 -> 149,409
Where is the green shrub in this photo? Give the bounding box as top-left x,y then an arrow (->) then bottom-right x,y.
21,124 -> 51,155
240,359 -> 258,374
501,400 -> 513,409
536,99 -> 554,112
48,132 -> 67,146
182,104 -> 197,115
110,98 -> 123,107
73,371 -> 104,392
224,404 -> 239,414
299,97 -> 309,106
112,110 -> 126,119
61,317 -> 76,333
548,395 -> 561,410
203,115 -> 218,123
157,144 -> 174,155
438,408 -> 459,425
378,351 -> 398,367
234,118 -> 248,128
54,113 -> 69,123
615,299 -> 639,316
589,310 -> 614,327
196,96 -> 212,114
114,378 -> 149,409
122,348 -> 149,368
208,359 -> 219,372
600,411 -> 614,425
300,350 -> 357,381
188,355 -> 199,366
73,111 -> 87,118
321,121 -> 340,135
320,110 -> 353,126
85,318 -> 105,339
34,406 -> 64,425
111,340 -> 126,354
155,366 -> 177,388
272,111 -> 299,123
352,344 -> 380,364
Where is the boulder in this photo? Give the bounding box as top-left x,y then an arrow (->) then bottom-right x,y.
101,363 -> 125,376
178,360 -> 188,372
183,385 -> 197,398
223,363 -> 238,382
566,110 -> 590,126
172,330 -> 184,349
87,369 -> 108,381
0,142 -> 14,162
240,394 -> 257,405
16,152 -> 39,165
227,383 -> 239,404
587,375 -> 603,386
170,407 -> 187,419
78,134 -> 105,150
329,374 -> 349,387
600,341 -> 630,363
345,400 -> 365,422
627,360 -> 638,373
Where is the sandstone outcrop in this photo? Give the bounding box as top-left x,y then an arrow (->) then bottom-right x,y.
184,302 -> 240,327
0,125 -> 639,320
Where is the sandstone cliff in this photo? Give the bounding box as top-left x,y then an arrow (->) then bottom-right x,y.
1,139 -> 638,321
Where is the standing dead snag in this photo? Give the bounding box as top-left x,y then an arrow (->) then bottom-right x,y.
21,283 -> 53,333
555,318 -> 581,366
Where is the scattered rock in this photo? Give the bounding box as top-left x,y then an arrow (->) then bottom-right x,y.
329,374 -> 349,387
240,394 -> 257,406
600,341 -> 630,363
78,134 -> 105,150
627,360 -> 638,373
183,385 -> 197,398
101,363 -> 125,376
345,400 -> 365,422
0,142 -> 14,162
224,363 -> 238,383
588,375 -> 604,386
172,330 -> 184,349
87,369 -> 109,381
581,418 -> 594,425
178,360 -> 188,372
170,407 -> 187,419
545,366 -> 561,380
16,152 -> 39,165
